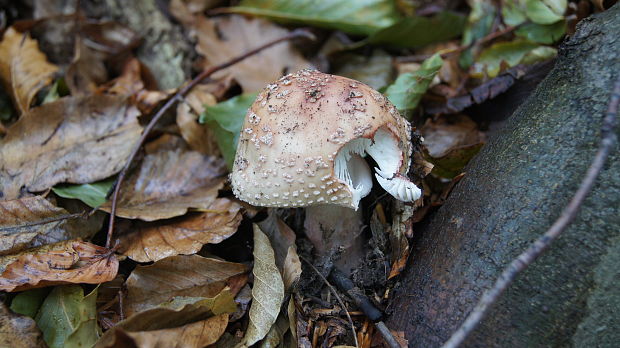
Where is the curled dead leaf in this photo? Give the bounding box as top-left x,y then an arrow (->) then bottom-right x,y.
0,94 -> 142,200
118,198 -> 243,262
194,15 -> 311,93
0,240 -> 118,292
0,196 -> 101,255
176,84 -> 222,156
99,135 -> 228,221
0,27 -> 58,114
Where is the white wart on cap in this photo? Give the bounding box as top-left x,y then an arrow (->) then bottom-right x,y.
231,69 -> 421,210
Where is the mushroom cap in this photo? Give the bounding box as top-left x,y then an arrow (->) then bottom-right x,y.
231,69 -> 413,209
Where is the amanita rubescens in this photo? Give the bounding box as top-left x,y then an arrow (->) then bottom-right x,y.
230,69 -> 421,209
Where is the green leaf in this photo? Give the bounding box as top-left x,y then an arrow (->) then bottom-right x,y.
385,53 -> 443,113
367,11 -> 466,48
515,20 -> 566,44
525,0 -> 566,24
460,0 -> 498,68
228,0 -> 400,36
52,178 -> 115,208
199,93 -> 257,169
10,288 -> 50,318
472,40 -> 555,77
502,0 -> 527,26
35,285 -> 100,348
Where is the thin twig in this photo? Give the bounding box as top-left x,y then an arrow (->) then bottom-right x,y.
105,29 -> 315,248
300,255 -> 359,348
441,75 -> 620,348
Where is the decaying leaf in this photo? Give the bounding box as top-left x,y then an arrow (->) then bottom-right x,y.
0,240 -> 119,292
240,225 -> 285,347
0,196 -> 100,255
96,290 -> 237,348
421,114 -> 486,158
0,303 -> 46,348
97,313 -> 228,348
257,212 -> 301,291
429,143 -> 485,179
0,27 -> 58,114
118,198 -> 242,262
99,135 -> 227,221
0,94 -> 142,200
260,309 -> 290,348
176,84 -> 221,156
35,285 -> 99,348
194,15 -> 311,93
124,254 -> 248,317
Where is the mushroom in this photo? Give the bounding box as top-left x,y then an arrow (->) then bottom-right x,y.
230,69 -> 421,268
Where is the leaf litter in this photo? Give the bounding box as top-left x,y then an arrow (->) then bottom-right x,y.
0,0 -> 585,346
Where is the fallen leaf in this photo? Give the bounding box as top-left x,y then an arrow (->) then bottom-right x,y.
228,0 -> 400,36
52,178 -> 115,208
240,225 -> 285,347
260,309 -> 290,348
99,135 -> 227,221
118,199 -> 242,262
0,196 -> 100,255
96,290 -> 237,348
421,114 -> 486,158
459,0 -> 497,68
472,40 -> 557,77
515,20 -> 566,44
0,27 -> 58,114
257,212 -> 301,291
333,49 -> 393,90
0,94 -> 142,200
0,240 -> 119,292
124,254 -> 248,317
176,84 -> 221,156
0,303 -> 46,348
194,15 -> 311,93
200,93 -> 256,168
98,313 -> 229,348
367,12 -> 466,48
525,0 -> 566,24
385,53 -> 444,113
10,288 -> 49,318
35,285 -> 99,348
65,38 -> 108,96
428,143 -> 485,179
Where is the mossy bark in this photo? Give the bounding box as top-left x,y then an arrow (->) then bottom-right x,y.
387,4 -> 620,348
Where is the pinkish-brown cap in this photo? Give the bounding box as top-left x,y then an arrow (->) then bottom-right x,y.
230,69 -> 421,210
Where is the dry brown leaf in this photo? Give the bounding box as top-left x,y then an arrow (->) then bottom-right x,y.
98,313 -> 229,348
176,84 -> 222,156
194,15 -> 311,93
124,254 -> 248,317
421,114 -> 486,158
100,135 -> 227,221
0,240 -> 119,292
65,38 -> 108,96
0,196 -> 100,256
257,211 -> 301,291
0,303 -> 46,348
0,27 -> 58,114
118,198 -> 242,262
0,94 -> 142,200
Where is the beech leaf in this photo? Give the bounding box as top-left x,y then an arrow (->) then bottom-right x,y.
0,303 -> 46,348
0,94 -> 142,200
0,240 -> 119,292
35,285 -> 99,348
10,288 -> 49,318
0,196 -> 100,255
99,135 -> 227,221
176,84 -> 221,156
118,198 -> 242,262
194,15 -> 311,93
97,313 -> 229,348
385,53 -> 443,112
0,27 -> 58,114
52,179 -> 115,208
124,254 -> 248,317
240,225 -> 285,347
228,0 -> 400,36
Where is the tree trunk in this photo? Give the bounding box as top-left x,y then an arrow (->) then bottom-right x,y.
387,4 -> 620,348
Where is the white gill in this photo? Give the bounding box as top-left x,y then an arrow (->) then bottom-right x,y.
334,128 -> 422,209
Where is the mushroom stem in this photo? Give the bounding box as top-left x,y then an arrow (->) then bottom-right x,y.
304,204 -> 365,273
